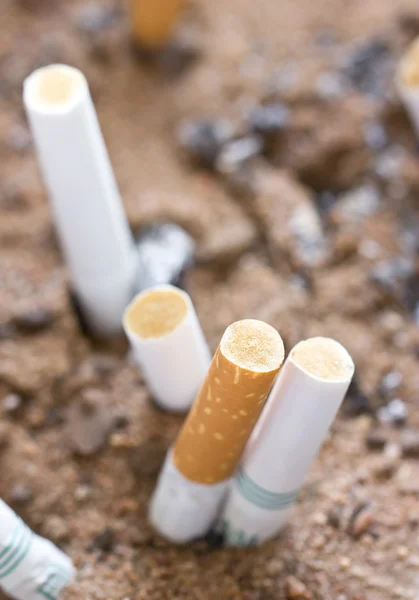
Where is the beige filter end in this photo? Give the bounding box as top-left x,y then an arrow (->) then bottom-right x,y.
399,37 -> 419,88
124,287 -> 188,340
130,0 -> 183,49
173,319 -> 284,484
291,337 -> 355,382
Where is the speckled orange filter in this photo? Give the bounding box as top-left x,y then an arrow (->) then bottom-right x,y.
130,0 -> 182,49
173,319 -> 285,484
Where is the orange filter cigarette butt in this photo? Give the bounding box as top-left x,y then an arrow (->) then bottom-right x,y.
173,320 -> 285,484
130,0 -> 183,50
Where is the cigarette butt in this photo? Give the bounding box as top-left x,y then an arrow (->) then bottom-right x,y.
0,499 -> 75,600
173,319 -> 285,484
123,285 -> 211,412
130,0 -> 183,50
23,64 -> 137,337
149,319 -> 284,543
220,337 -> 354,546
396,37 -> 419,137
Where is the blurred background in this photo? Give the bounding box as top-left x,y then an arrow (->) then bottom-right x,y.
1,0 -> 419,598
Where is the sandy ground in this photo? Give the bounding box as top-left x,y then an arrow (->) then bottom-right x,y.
1,0 -> 419,598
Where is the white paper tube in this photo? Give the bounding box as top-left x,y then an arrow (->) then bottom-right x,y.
149,319 -> 284,543
123,285 -> 211,413
0,499 -> 75,600
396,38 -> 419,138
220,337 -> 355,546
149,451 -> 229,543
23,64 -> 137,337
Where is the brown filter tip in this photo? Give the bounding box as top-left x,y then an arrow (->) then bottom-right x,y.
125,288 -> 188,340
173,319 -> 284,484
292,337 -> 354,382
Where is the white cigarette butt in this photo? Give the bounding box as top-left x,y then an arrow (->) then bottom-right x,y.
220,337 -> 354,546
0,500 -> 75,600
23,64 -> 137,337
123,285 -> 211,413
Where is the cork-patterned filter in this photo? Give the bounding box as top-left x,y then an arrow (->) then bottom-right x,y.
173,320 -> 285,484
131,0 -> 182,49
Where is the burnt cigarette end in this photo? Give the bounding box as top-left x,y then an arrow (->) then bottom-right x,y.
124,287 -> 188,339
399,38 -> 419,88
34,65 -> 84,106
173,319 -> 284,485
221,319 -> 284,373
292,337 -> 354,382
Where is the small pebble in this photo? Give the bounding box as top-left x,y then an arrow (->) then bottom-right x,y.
3,393 -> 22,414
10,484 -> 33,505
371,256 -> 415,302
362,121 -> 387,150
331,183 -> 380,224
216,135 -> 264,174
400,428 -> 419,457
380,371 -> 402,396
315,71 -> 346,99
377,399 -> 407,427
285,575 -> 313,600
66,391 -> 114,456
91,527 -> 116,553
135,223 -> 195,292
14,308 -> 55,333
365,428 -> 388,451
74,3 -> 119,33
177,118 -> 233,169
43,515 -> 70,542
248,103 -> 290,135
340,38 -> 392,98
348,504 -> 374,538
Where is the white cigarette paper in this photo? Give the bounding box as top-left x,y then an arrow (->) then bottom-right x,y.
149,451 -> 229,543
23,64 -> 137,337
396,38 -> 419,138
123,285 -> 211,412
149,319 -> 284,543
0,499 -> 75,600
220,337 -> 355,546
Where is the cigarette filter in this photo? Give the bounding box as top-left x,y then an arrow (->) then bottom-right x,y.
396,37 -> 419,137
23,64 -> 137,337
130,0 -> 182,49
0,499 -> 75,600
123,285 -> 211,413
220,337 -> 354,546
149,319 -> 284,543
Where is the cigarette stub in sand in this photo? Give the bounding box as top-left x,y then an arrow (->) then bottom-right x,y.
220,337 -> 355,546
149,319 -> 284,543
123,284 -> 211,412
130,0 -> 182,49
0,499 -> 75,600
23,64 -> 137,337
397,37 -> 419,137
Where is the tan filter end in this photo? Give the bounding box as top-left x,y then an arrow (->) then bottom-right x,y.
173,319 -> 284,484
399,37 -> 419,88
124,287 -> 188,340
292,337 -> 354,382
130,0 -> 182,49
